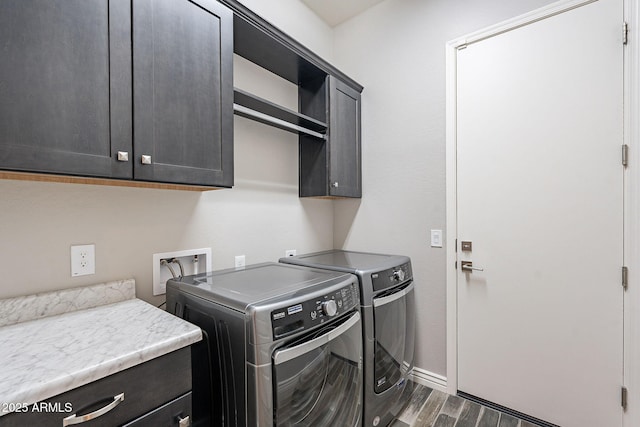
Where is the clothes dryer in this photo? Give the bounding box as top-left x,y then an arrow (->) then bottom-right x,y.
281,250 -> 415,427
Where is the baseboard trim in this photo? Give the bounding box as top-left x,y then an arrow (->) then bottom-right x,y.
410,367 -> 448,393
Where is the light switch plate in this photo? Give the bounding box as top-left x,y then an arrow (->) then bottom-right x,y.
430,230 -> 443,248
71,244 -> 96,277
235,255 -> 246,269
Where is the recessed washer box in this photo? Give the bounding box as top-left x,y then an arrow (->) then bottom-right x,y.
153,248 -> 212,296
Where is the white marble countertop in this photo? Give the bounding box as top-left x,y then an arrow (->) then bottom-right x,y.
0,280 -> 202,416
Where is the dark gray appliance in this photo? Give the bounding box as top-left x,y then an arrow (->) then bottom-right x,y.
280,250 -> 415,427
166,262 -> 363,427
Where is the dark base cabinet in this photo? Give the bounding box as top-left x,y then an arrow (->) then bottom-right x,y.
2,348 -> 192,427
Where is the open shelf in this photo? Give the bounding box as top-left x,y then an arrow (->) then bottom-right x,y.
233,88 -> 327,139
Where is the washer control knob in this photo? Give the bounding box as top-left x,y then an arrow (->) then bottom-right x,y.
322,300 -> 338,317
392,269 -> 405,282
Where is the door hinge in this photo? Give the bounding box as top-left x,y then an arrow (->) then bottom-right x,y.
622,266 -> 629,290
622,144 -> 629,167
623,22 -> 629,45
622,386 -> 628,410
455,261 -> 458,270
455,239 -> 458,252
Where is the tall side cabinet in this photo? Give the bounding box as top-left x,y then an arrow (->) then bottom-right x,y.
221,0 -> 364,198
0,0 -> 233,188
300,77 -> 362,198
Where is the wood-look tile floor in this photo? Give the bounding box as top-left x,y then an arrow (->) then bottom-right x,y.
392,383 -> 539,427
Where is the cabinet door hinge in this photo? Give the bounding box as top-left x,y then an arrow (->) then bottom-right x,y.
455,239 -> 458,252
622,266 -> 629,290
622,144 -> 629,167
455,261 -> 458,270
623,22 -> 629,45
622,386 -> 628,410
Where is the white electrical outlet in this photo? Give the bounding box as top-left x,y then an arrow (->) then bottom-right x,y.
285,249 -> 297,257
71,244 -> 96,277
153,248 -> 212,296
235,255 -> 246,269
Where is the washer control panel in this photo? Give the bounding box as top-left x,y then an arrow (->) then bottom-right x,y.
271,282 -> 359,339
371,262 -> 412,292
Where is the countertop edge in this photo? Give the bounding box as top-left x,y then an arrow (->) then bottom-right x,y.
0,298 -> 202,416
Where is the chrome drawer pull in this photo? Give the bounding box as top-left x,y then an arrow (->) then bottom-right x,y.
62,393 -> 124,426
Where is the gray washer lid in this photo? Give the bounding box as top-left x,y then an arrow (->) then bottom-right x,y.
171,262 -> 355,312
281,250 -> 410,275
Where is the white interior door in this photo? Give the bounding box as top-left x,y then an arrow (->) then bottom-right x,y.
455,1 -> 624,426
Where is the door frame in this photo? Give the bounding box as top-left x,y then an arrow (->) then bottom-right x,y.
444,0 -> 638,425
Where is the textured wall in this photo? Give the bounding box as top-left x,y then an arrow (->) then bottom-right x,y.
0,0 -> 336,304
0,0 -> 563,380
331,0 -> 556,376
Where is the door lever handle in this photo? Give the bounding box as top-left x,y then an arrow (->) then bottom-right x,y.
461,261 -> 484,272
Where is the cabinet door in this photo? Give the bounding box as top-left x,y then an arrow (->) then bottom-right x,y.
133,0 -> 233,187
0,0 -> 132,179
1,348 -> 191,427
328,77 -> 361,198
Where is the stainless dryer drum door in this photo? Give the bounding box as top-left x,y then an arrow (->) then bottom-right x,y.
272,311 -> 362,427
372,282 -> 416,394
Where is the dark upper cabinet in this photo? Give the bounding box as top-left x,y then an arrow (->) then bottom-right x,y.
327,77 -> 362,198
0,0 -> 233,188
133,0 -> 233,187
299,76 -> 362,198
220,0 -> 364,198
0,0 -> 132,179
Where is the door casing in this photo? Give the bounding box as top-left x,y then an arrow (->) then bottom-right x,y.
445,0 -> 639,425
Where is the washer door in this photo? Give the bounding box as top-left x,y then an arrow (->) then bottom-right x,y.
372,282 -> 415,394
272,311 -> 362,427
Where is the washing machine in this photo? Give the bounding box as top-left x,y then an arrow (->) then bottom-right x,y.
280,250 -> 415,427
166,262 -> 363,427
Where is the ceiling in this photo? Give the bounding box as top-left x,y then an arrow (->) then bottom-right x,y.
300,0 -> 385,27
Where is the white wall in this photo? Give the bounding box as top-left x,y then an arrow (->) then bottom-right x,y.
0,0 -> 335,305
331,0 -> 557,377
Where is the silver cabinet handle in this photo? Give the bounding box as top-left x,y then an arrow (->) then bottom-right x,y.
117,151 -> 129,162
62,393 -> 124,426
141,155 -> 152,165
178,415 -> 191,427
461,261 -> 484,272
331,181 -> 339,188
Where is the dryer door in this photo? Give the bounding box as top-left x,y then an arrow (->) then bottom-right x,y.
272,311 -> 362,427
372,282 -> 415,394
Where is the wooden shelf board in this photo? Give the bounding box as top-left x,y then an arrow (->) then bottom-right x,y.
0,171 -> 222,192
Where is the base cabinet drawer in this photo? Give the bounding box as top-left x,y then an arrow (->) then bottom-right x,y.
2,348 -> 191,427
123,392 -> 191,427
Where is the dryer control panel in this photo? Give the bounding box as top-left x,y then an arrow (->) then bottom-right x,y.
371,262 -> 413,292
271,283 -> 359,339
